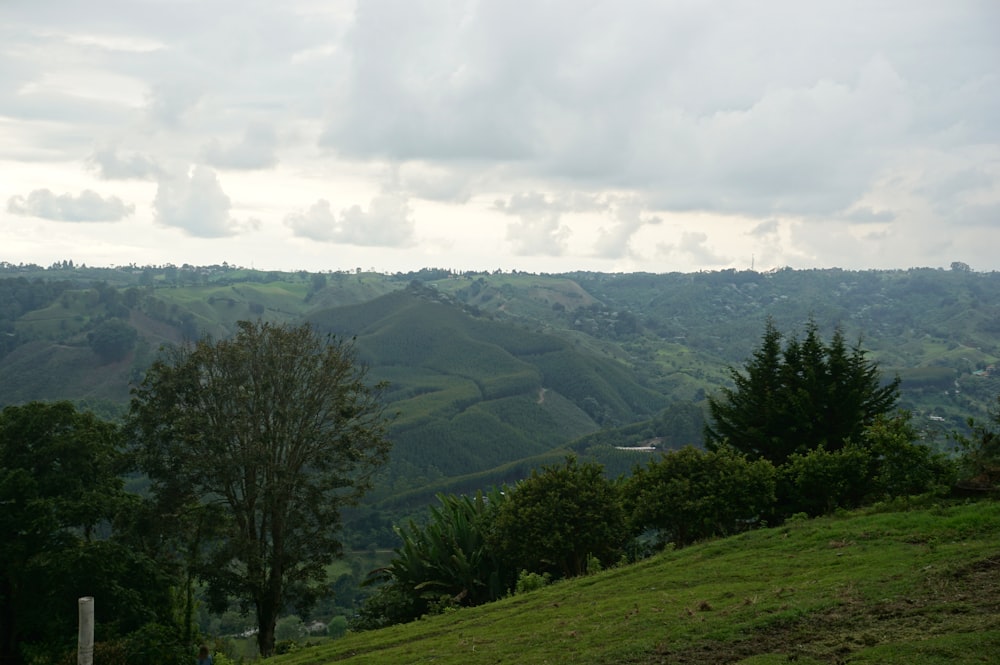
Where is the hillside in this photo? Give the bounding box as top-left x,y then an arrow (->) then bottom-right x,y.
273,500 -> 1000,664
306,284 -> 665,496
2,264 -> 999,504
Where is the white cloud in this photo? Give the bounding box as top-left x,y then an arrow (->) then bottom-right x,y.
7,188 -> 134,222
153,166 -> 243,237
86,145 -> 163,180
661,231 -> 732,267
284,191 -> 417,247
593,198 -> 662,259
201,122 -> 279,170
495,192 -> 581,256
0,0 -> 998,272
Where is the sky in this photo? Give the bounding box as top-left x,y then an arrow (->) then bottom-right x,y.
1,0 -> 998,274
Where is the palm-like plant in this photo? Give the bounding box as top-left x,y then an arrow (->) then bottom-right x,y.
373,488 -> 513,618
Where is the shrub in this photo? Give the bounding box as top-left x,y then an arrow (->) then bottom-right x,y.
515,570 -> 551,594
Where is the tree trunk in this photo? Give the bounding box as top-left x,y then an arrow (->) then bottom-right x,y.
255,597 -> 277,658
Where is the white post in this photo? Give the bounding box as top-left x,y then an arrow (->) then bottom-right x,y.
78,596 -> 94,665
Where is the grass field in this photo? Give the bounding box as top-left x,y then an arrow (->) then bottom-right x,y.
270,499 -> 1000,664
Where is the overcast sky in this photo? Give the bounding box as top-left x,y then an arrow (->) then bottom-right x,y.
2,1 -> 998,274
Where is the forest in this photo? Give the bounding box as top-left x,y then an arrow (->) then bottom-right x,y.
1,261 -> 999,662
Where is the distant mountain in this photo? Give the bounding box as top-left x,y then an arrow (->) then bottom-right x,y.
2,264 -> 998,509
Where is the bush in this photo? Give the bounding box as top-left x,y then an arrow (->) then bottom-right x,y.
515,570 -> 551,594
778,445 -> 871,517
490,457 -> 626,579
327,615 -> 348,639
274,615 -> 305,641
623,445 -> 776,547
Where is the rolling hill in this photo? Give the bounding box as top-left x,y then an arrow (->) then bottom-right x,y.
2,264 -> 999,509
271,500 -> 1000,664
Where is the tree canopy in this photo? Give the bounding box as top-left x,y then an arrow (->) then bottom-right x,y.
127,320 -> 392,657
623,445 -> 776,548
0,401 -> 172,665
704,319 -> 900,464
489,456 -> 626,580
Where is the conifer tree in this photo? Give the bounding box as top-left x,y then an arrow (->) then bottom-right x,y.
705,319 -> 900,464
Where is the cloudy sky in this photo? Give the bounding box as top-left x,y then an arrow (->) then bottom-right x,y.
2,1 -> 998,274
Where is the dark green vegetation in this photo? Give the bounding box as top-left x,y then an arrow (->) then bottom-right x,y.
272,500 -> 1000,665
2,261 -> 1000,661
705,319 -> 900,464
3,264 -> 998,478
128,322 -> 392,658
0,402 -> 180,665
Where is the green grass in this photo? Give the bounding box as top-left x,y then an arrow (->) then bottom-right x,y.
272,500 -> 1000,664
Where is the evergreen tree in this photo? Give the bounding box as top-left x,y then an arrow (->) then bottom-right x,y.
705,319 -> 900,464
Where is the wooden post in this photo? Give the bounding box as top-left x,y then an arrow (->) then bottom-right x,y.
78,596 -> 94,665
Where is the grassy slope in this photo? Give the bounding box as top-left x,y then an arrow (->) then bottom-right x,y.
276,500 -> 1000,665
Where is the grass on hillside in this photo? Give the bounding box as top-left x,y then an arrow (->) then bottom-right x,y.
272,500 -> 1000,665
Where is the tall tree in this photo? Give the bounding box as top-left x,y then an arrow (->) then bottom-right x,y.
705,319 -> 900,464
128,321 -> 392,657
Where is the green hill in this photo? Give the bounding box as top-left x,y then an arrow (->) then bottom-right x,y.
308,285 -> 665,496
273,500 -> 1000,664
2,265 -> 999,507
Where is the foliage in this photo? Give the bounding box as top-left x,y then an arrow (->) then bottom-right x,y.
382,489 -> 513,618
705,319 -> 901,464
88,318 -> 139,362
777,444 -> 874,517
275,615 -> 305,641
359,489 -> 513,626
622,445 -> 777,547
953,394 -> 1000,490
127,320 -> 392,657
861,412 -> 956,499
0,402 -> 174,665
489,457 -> 626,580
268,501 -> 1000,665
350,583 -> 421,632
327,615 -> 348,639
514,570 -> 551,594
778,413 -> 957,518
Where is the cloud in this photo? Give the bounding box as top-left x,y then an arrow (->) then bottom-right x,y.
200,122 -> 279,170
398,162 -> 477,204
593,198 -> 662,259
153,166 -> 243,237
1,0 -> 998,273
842,207 -> 896,224
658,231 -> 731,266
6,189 -> 134,222
750,219 -> 780,238
284,191 -> 417,247
494,192 -> 578,256
86,145 -> 163,180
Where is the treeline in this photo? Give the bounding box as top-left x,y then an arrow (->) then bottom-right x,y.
352,321 -> 999,629
357,405 -> 996,630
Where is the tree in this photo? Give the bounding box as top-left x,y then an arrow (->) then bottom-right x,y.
127,320 -> 392,657
705,319 -> 900,464
954,394 -> 1000,491
623,445 -> 776,548
88,318 -> 139,362
489,457 -> 626,580
0,402 -> 170,665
